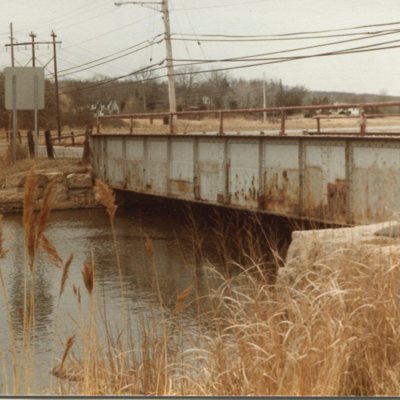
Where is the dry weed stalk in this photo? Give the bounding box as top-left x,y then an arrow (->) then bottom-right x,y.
23,169 -> 38,270
40,234 -> 63,268
95,179 -> 117,220
0,214 -> 6,258
175,286 -> 192,314
59,254 -> 74,298
60,334 -> 76,371
72,284 -> 81,304
144,234 -> 154,257
82,261 -> 95,295
36,180 -> 55,240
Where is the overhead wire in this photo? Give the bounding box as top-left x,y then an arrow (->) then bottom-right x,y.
61,12 -> 158,49
57,33 -> 164,77
59,36 -> 400,96
171,19 -> 400,38
172,28 -> 400,42
172,28 -> 400,63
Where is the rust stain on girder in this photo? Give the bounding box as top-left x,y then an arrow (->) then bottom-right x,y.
170,179 -> 194,198
260,169 -> 300,214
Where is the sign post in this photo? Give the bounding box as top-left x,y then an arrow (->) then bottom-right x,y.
4,67 -> 45,161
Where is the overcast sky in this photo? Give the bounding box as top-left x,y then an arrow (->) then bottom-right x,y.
1,0 -> 400,95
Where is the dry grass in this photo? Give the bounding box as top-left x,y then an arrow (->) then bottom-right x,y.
97,115 -> 400,135
3,177 -> 400,395
0,157 -> 85,188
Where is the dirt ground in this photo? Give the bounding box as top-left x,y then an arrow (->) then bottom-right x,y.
0,156 -> 85,188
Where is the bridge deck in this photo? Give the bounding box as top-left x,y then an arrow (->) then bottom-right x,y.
91,132 -> 400,225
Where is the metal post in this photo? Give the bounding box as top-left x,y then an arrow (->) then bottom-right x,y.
360,109 -> 367,137
219,111 -> 224,134
262,73 -> 266,123
317,117 -> 321,134
280,111 -> 286,136
130,117 -> 133,134
33,74 -> 38,157
169,112 -> 175,134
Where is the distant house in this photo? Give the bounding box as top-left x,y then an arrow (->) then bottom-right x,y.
91,100 -> 120,117
331,102 -> 361,116
202,96 -> 212,107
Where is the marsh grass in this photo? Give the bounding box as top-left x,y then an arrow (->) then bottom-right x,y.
2,175 -> 400,395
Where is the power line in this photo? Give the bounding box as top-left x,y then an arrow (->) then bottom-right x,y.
57,33 -> 164,78
172,28 -> 400,42
60,60 -> 166,94
172,29 -> 400,63
171,0 -> 269,11
59,39 -> 400,96
171,19 -> 400,38
61,12 -> 158,49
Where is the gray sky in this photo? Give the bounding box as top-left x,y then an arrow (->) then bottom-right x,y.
1,0 -> 400,95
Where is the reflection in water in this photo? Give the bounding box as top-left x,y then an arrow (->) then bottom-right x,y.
1,205 -> 289,393
0,207 -> 212,393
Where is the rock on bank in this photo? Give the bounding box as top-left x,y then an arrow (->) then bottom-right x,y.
0,164 -> 98,213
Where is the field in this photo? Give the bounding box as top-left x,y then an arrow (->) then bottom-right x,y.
97,114 -> 400,135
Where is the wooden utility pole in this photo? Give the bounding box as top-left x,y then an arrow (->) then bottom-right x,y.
30,32 -> 36,66
9,23 -> 15,67
263,72 -> 266,123
115,1 -> 177,131
161,0 -> 177,131
51,31 -> 62,141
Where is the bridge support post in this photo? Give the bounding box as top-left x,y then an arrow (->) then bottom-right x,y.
169,113 -> 175,134
280,111 -> 286,136
219,111 -> 224,135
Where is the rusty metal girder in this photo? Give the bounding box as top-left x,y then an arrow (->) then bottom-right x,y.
91,134 -> 400,226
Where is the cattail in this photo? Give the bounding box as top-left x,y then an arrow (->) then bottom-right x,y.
40,234 -> 63,268
36,180 -> 55,241
144,233 -> 154,257
81,261 -> 94,295
59,254 -> 74,298
95,179 -> 117,220
23,169 -> 38,271
175,286 -> 192,314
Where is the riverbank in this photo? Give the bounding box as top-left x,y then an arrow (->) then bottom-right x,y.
0,157 -> 98,213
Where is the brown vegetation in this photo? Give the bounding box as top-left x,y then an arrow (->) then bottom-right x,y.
1,174 -> 400,395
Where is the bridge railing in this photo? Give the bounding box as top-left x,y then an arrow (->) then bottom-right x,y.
95,101 -> 400,136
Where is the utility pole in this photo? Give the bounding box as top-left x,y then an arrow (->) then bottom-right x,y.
9,23 -> 15,67
5,31 -> 62,145
161,0 -> 177,129
263,72 -> 266,123
9,23 -> 16,161
51,31 -> 62,141
30,32 -> 36,67
115,0 -> 177,130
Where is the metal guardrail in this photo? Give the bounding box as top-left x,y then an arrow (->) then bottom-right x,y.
96,101 -> 400,136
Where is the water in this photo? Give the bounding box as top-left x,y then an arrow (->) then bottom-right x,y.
1,207 -> 211,393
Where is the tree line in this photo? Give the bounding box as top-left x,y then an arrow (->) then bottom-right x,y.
0,67 -> 397,130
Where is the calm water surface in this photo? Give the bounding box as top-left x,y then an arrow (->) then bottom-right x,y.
1,207 -> 214,393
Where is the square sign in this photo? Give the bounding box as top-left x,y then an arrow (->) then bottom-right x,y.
5,67 -> 45,110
